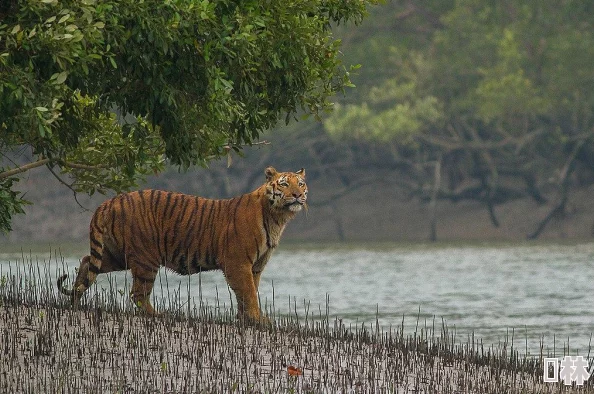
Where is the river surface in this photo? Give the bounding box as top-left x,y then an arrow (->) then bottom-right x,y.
1,242 -> 593,356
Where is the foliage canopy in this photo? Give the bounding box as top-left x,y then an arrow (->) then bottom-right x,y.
0,0 -> 375,232
325,1 -> 594,238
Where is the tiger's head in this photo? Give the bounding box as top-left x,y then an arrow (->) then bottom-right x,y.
264,167 -> 308,213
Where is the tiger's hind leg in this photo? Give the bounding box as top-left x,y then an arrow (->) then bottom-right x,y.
72,255 -> 91,303
59,228 -> 107,305
129,263 -> 158,315
58,251 -> 103,305
72,239 -> 105,299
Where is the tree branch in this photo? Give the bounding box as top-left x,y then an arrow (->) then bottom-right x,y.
417,127 -> 545,153
45,163 -> 89,212
0,158 -> 51,179
58,160 -> 108,171
0,158 -> 110,180
415,133 -> 516,151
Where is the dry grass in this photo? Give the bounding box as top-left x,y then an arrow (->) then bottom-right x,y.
0,257 -> 591,393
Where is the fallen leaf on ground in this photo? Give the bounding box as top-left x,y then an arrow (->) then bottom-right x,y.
287,366 -> 303,376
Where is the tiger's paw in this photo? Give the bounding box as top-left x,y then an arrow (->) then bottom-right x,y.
237,312 -> 272,328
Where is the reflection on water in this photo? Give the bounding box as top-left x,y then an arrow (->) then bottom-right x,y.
1,242 -> 593,355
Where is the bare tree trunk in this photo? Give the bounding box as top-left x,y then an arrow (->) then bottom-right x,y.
527,192 -> 568,240
467,123 -> 501,227
481,175 -> 500,228
429,156 -> 442,242
330,204 -> 346,242
527,140 -> 585,239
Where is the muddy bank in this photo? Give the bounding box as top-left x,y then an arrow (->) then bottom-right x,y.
0,302 -> 571,393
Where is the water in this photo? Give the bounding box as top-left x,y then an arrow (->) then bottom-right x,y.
2,242 -> 594,356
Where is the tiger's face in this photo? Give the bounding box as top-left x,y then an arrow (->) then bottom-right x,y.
265,167 -> 308,212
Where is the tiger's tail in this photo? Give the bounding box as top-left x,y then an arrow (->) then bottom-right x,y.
57,255 -> 91,300
57,274 -> 74,297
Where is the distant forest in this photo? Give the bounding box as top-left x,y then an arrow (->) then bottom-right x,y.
3,1 -> 594,243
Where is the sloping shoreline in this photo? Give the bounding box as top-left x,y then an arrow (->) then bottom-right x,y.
0,303 -> 563,394
0,275 -> 584,394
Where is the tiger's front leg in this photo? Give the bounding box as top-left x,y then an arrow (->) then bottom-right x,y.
224,263 -> 266,324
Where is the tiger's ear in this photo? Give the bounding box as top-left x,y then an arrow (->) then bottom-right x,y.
296,168 -> 305,178
265,166 -> 278,181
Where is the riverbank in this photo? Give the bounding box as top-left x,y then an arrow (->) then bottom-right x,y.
0,274 -> 586,394
0,304 -> 560,393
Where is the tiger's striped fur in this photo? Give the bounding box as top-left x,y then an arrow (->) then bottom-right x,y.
57,167 -> 307,322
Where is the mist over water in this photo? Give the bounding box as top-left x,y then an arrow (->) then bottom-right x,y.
2,242 -> 593,356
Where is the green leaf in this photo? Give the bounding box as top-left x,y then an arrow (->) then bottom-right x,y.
35,107 -> 49,112
54,71 -> 68,84
58,14 -> 70,24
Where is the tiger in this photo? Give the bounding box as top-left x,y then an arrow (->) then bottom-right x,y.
57,166 -> 307,323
